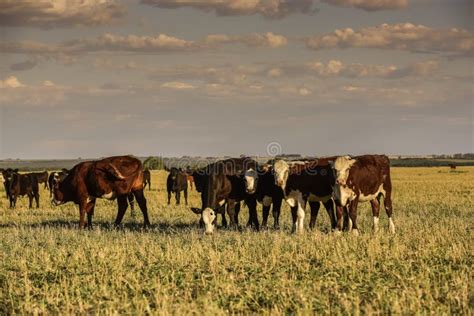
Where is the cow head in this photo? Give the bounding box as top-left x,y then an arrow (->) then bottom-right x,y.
243,168 -> 258,194
273,160 -> 289,189
331,156 -> 356,207
201,207 -> 217,234
51,172 -> 66,206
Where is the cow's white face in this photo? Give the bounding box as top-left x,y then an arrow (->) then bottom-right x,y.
51,173 -> 65,206
202,207 -> 216,235
332,156 -> 356,206
273,160 -> 289,189
244,168 -> 258,194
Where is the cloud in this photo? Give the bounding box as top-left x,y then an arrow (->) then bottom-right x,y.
10,59 -> 38,71
0,0 -> 126,28
305,23 -> 474,57
0,76 -> 25,88
161,81 -> 196,89
322,0 -> 407,11
140,0 -> 317,19
205,32 -> 288,48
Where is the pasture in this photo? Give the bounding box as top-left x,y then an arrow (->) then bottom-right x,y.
0,167 -> 472,314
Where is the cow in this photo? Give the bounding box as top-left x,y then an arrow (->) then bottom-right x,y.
51,155 -> 151,229
255,164 -> 284,229
30,171 -> 48,189
143,169 -> 151,190
48,169 -> 69,197
1,168 -> 18,198
273,158 -> 339,234
190,157 -> 259,234
449,163 -> 456,170
331,155 -> 395,235
8,172 -> 40,208
166,167 -> 188,205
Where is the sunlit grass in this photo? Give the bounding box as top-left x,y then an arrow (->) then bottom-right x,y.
1,167 -> 472,314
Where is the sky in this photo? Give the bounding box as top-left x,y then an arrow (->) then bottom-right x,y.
0,0 -> 472,159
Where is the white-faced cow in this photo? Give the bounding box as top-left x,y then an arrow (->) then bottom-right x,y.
331,155 -> 395,235
51,155 -> 150,229
255,164 -> 284,229
273,158 -> 339,234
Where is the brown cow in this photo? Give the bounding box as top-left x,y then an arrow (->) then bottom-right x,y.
8,172 -> 40,208
449,163 -> 456,170
332,155 -> 395,235
51,155 -> 151,229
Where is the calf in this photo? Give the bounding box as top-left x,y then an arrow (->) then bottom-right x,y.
273,158 -> 338,234
8,172 -> 40,208
51,155 -> 150,229
332,155 -> 395,235
255,164 -> 284,229
143,169 -> 151,190
167,168 -> 188,205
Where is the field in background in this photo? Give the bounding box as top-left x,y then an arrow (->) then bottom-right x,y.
0,168 -> 472,314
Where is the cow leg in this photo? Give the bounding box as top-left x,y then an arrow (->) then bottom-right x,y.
272,197 -> 282,230
184,188 -> 188,206
308,201 -> 320,230
262,205 -> 270,229
226,199 -> 237,228
28,193 -> 33,209
335,205 -> 344,232
234,202 -> 241,226
133,189 -> 151,228
175,191 -> 180,205
34,191 -> 40,208
167,190 -> 171,205
383,191 -> 395,234
128,193 -> 135,216
348,198 -> 359,236
86,201 -> 96,229
290,206 -> 298,233
246,197 -> 259,231
370,198 -> 381,233
219,205 -> 227,228
295,196 -> 306,234
343,206 -> 351,231
323,200 -> 337,231
114,195 -> 129,227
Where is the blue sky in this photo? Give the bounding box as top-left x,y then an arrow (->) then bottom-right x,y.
0,0 -> 472,159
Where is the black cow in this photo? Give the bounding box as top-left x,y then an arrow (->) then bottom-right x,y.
8,172 -> 40,208
273,158 -> 339,234
255,164 -> 284,229
190,157 -> 259,234
166,168 -> 188,205
1,168 -> 18,198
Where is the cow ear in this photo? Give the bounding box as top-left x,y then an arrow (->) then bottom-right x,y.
105,163 -> 126,180
62,168 -> 69,173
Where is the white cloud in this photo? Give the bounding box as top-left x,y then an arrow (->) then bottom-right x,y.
205,32 -> 288,48
305,23 -> 474,57
0,76 -> 25,88
140,0 -> 317,19
0,0 -> 125,28
322,0 -> 407,11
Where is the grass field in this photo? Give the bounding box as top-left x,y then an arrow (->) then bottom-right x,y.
0,167 -> 472,314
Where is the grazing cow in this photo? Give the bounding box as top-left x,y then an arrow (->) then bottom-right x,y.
166,168 -> 188,205
48,169 -> 69,197
190,157 -> 259,234
273,158 -> 339,234
1,168 -> 18,198
143,169 -> 151,190
30,171 -> 48,189
255,164 -> 284,229
51,155 -> 150,229
331,155 -> 395,235
449,163 -> 456,170
8,172 -> 40,208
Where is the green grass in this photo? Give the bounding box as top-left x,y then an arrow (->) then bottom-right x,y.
1,168 -> 473,314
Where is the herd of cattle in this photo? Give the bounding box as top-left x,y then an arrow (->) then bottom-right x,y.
0,154 -> 395,235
